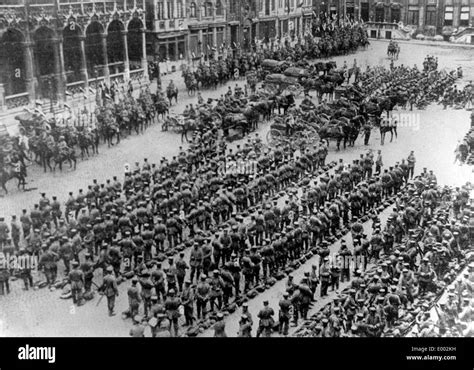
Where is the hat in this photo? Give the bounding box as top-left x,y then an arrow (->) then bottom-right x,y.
106,266 -> 114,272
133,315 -> 143,323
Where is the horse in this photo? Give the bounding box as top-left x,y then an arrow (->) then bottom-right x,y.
167,85 -> 178,106
52,146 -> 77,172
377,116 -> 397,145
0,164 -> 26,194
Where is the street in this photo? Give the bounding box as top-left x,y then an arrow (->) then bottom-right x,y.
0,39 -> 472,337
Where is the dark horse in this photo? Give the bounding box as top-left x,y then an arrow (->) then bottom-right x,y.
0,165 -> 26,194
52,147 -> 77,172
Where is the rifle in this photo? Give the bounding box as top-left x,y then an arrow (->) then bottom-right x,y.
95,290 -> 105,306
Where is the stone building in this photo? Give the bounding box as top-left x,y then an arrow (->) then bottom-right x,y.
0,0 -> 148,110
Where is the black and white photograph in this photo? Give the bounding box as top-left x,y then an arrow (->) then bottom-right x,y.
0,0 -> 473,362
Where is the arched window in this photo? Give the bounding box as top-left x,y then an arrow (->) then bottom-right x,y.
190,2 -> 197,17
205,1 -> 213,17
216,0 -> 223,15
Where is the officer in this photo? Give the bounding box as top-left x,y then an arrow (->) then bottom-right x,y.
100,266 -> 119,316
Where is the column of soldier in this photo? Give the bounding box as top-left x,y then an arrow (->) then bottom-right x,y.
290,178 -> 472,338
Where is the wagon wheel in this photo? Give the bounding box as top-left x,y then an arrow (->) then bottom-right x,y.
266,128 -> 283,146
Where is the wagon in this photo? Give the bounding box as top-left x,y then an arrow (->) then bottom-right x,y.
283,67 -> 310,78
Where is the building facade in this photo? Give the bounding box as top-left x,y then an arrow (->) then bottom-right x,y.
331,0 -> 474,33
145,0 -> 226,63
0,0 -> 148,110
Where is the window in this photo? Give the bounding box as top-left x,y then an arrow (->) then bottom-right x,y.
190,2 -> 197,17
177,1 -> 184,18
279,0 -> 283,9
375,6 -> 385,22
230,0 -> 237,13
216,0 -> 223,15
157,1 -> 164,20
205,2 -> 213,17
460,6 -> 470,26
407,6 -> 419,25
444,6 -> 453,26
272,0 -> 275,11
425,5 -> 437,26
167,1 -> 174,19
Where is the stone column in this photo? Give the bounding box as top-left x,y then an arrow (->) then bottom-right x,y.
78,35 -> 89,89
22,41 -> 36,103
122,30 -> 130,80
419,5 -> 425,28
52,37 -> 65,104
140,28 -> 149,79
58,36 -> 68,105
101,33 -> 110,84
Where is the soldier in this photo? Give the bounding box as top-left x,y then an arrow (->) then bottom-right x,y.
18,249 -> 34,290
10,215 -> 21,250
38,244 -> 57,287
176,252 -> 189,292
127,278 -> 142,318
196,274 -> 210,320
181,280 -> 195,326
209,270 -> 224,312
151,263 -> 166,302
129,315 -> 146,337
407,151 -> 416,179
0,217 -> 9,248
166,258 -> 178,293
164,289 -> 181,337
139,270 -> 154,316
189,242 -> 203,283
320,257 -> 331,297
20,209 -> 32,240
239,315 -> 252,337
100,266 -> 119,316
213,312 -> 227,337
278,292 -> 292,336
256,300 -> 275,338
68,261 -> 84,305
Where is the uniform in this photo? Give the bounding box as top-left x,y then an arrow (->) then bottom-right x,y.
101,273 -> 119,315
